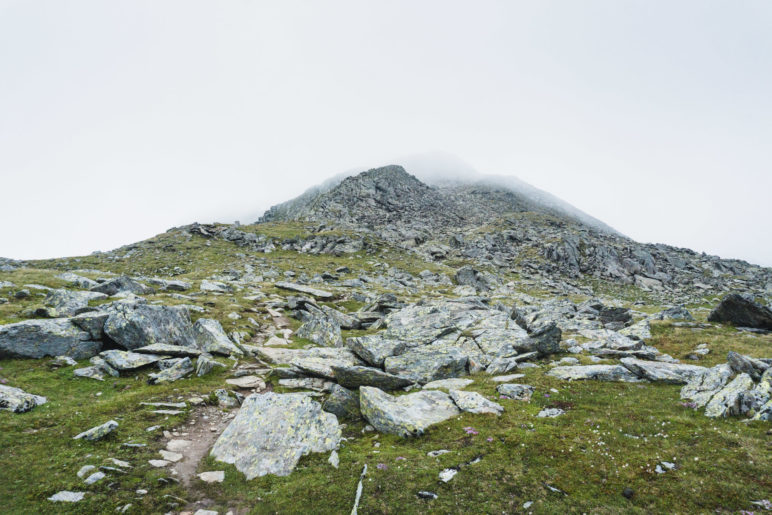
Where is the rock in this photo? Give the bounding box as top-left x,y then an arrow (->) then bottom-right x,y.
359,386 -> 460,437
439,468 -> 458,482
210,392 -> 341,479
622,487 -> 634,499
548,365 -> 643,382
196,355 -> 226,377
200,279 -> 233,293
49,355 -> 77,368
197,471 -> 225,483
523,322 -> 562,356
346,334 -> 406,367
656,306 -> 694,321
322,384 -> 361,420
77,465 -> 96,478
148,357 -> 194,384
225,375 -> 266,389
423,378 -> 474,390
214,389 -> 241,408
148,459 -> 170,468
707,293 -> 772,330
134,343 -> 202,357
619,320 -> 651,341
705,373 -> 755,417
680,364 -> 733,408
100,350 -> 165,371
104,303 -> 196,350
328,450 -> 339,468
0,384 -> 47,413
159,450 -> 183,462
0,318 -> 101,359
454,266 -> 494,292
332,365 -> 412,391
620,358 -> 708,384
449,390 -> 503,415
418,491 -> 438,500
48,491 -> 86,502
91,276 -> 152,296
89,355 -> 119,377
57,272 -> 98,289
726,351 -> 769,381
537,408 -> 565,418
73,420 -> 118,441
44,289 -> 107,316
70,312 -> 109,340
83,471 -> 105,485
384,347 -> 468,384
193,318 -> 243,356
296,316 -> 343,347
490,373 -> 525,382
275,282 -> 333,299
147,278 -> 191,291
496,384 -> 534,401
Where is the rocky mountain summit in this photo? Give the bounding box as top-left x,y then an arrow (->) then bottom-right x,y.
0,164 -> 770,513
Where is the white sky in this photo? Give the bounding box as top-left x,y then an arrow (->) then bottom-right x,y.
1,1 -> 770,266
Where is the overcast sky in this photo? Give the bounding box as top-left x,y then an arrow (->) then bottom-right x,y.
1,1 -> 770,266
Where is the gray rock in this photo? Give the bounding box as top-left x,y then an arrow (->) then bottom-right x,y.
48,491 -> 86,503
83,471 -> 105,485
346,334 -> 406,367
0,318 -> 101,359
454,266 -> 494,292
322,384 -> 361,420
50,355 -> 78,368
0,384 -> 47,413
707,293 -> 772,330
423,378 -> 474,390
91,276 -> 152,296
100,350 -> 165,371
73,366 -> 105,381
134,343 -> 202,357
537,408 -> 565,418
104,303 -> 196,350
384,347 -> 468,384
147,357 -> 193,384
275,282 -> 333,299
496,384 -> 534,401
449,390 -> 503,415
210,392 -> 341,479
726,351 -> 769,381
73,420 -> 118,441
705,373 -> 755,418
57,272 -> 98,289
196,355 -> 226,377
332,365 -> 412,391
193,318 -> 243,356
655,306 -> 694,321
548,365 -> 643,382
359,386 -> 460,437
44,289 -> 107,316
200,279 -> 232,293
70,312 -> 109,340
621,358 -> 708,384
296,316 -> 343,347
89,355 -> 119,377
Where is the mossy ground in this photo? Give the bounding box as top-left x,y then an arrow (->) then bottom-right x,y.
1,223 -> 770,513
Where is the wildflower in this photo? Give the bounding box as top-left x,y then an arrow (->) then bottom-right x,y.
486,437 -> 494,442
376,463 -> 388,470
463,426 -> 479,435
395,456 -> 406,461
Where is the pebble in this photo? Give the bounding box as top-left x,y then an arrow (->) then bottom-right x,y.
148,459 -> 170,468
159,450 -> 183,462
48,491 -> 85,503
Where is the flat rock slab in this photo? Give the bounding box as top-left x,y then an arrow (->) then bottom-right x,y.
45,289 -> 107,316
621,358 -> 708,384
681,364 -> 733,408
490,374 -> 525,382
383,347 -> 468,385
346,334 -> 406,367
359,386 -> 460,437
705,373 -> 755,418
148,357 -> 194,384
423,378 -> 475,390
198,471 -> 225,483
225,375 -> 266,389
275,282 -> 333,299
332,365 -> 412,391
0,384 -> 47,413
74,420 -> 118,441
547,365 -> 643,382
496,384 -> 534,401
134,343 -> 202,357
210,392 -> 341,479
449,390 -> 503,415
296,316 -> 343,348
48,491 -> 86,502
100,350 -> 165,371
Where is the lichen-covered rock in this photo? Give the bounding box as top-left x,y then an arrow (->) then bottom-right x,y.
0,384 -> 47,413
193,318 -> 243,356
103,303 -> 196,350
0,318 -> 101,359
359,386 -> 460,437
210,392 -> 341,479
705,373 -> 755,418
707,293 -> 772,330
384,347 -> 468,384
496,384 -> 534,401
70,312 -> 109,340
423,378 -> 475,390
332,365 -> 412,390
726,351 -> 769,381
134,343 -> 202,357
620,358 -> 707,384
296,316 -> 342,347
57,272 -> 98,289
548,365 -> 643,382
147,357 -> 193,384
322,384 -> 361,420
345,334 -> 406,367
449,390 -> 503,415
275,282 -> 333,299
73,420 -> 118,441
100,350 -> 165,371
91,276 -> 152,296
196,355 -> 226,377
73,366 -> 105,381
44,289 -> 107,316
680,364 -> 733,408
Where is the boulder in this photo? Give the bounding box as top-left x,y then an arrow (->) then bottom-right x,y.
91,276 -> 152,296
0,318 -> 101,359
100,350 -> 165,371
454,266 -> 494,292
620,358 -> 708,384
548,364 -> 643,382
726,351 -> 769,381
70,312 -> 109,340
275,282 -> 333,299
496,384 -> 534,401
210,392 -> 341,478
296,316 -> 343,347
383,347 -> 468,384
679,363 -> 733,408
134,343 -> 202,357
200,280 -> 233,293
57,272 -> 98,289
331,365 -> 412,391
104,303 -> 196,350
73,420 -> 118,441
44,289 -> 107,316
193,318 -> 243,356
322,384 -> 361,420
449,390 -> 503,415
196,355 -> 226,377
423,378 -> 474,391
147,357 -> 194,384
707,293 -> 772,330
345,334 -> 406,367
705,373 -> 755,418
359,386 -> 460,437
0,384 -> 47,413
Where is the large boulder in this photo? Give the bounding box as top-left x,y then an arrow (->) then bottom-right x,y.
621,358 -> 708,384
100,350 -> 166,371
705,373 -> 755,418
346,334 -> 406,367
90,276 -> 152,296
322,384 -> 361,420
210,392 -> 341,479
103,303 -> 196,350
548,364 -> 643,382
0,318 -> 102,359
359,386 -> 460,437
193,318 -> 243,356
331,365 -> 412,391
726,351 -> 769,381
0,385 -> 47,413
680,364 -> 733,408
454,266 -> 495,292
44,289 -> 107,316
707,293 -> 772,330
383,347 -> 468,384
296,316 -> 343,347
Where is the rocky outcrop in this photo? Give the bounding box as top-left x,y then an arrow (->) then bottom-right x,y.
210,393 -> 341,479
548,364 -> 642,382
0,318 -> 102,359
103,303 -> 196,350
90,276 -> 152,296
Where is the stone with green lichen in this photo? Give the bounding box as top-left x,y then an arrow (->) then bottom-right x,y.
322,384 -> 361,420
73,420 -> 118,441
44,289 -> 107,316
449,389 -> 503,415
103,302 -> 196,350
359,386 -> 460,437
100,350 -> 166,371
134,343 -> 202,357
331,365 -> 412,390
383,346 -> 467,384
0,384 -> 47,413
680,363 -> 733,408
147,357 -> 193,384
210,392 -> 341,479
345,334 -> 406,367
193,318 -> 244,357
548,364 -> 643,382
0,318 -> 101,359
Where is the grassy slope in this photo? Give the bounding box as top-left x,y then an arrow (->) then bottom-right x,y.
0,223 -> 770,514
